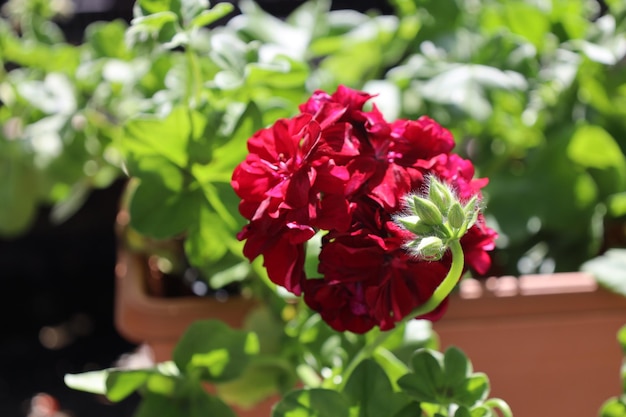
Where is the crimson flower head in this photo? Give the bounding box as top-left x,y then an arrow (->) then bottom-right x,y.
232,86 -> 497,333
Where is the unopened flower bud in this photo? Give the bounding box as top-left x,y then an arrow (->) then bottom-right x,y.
396,215 -> 436,235
396,215 -> 420,230
428,179 -> 453,215
464,196 -> 479,225
415,236 -> 446,261
411,196 -> 443,226
447,202 -> 465,230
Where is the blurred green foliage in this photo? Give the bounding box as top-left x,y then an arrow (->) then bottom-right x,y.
2,0 -> 626,280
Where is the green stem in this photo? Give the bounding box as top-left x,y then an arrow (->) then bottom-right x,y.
409,239 -> 464,317
338,239 -> 465,388
338,330 -> 392,389
484,398 -> 513,417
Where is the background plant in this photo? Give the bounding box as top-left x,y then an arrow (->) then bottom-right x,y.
4,0 -> 626,277
67,317 -> 512,417
383,0 -> 626,275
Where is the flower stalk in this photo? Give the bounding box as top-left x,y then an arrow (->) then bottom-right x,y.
339,237 -> 465,388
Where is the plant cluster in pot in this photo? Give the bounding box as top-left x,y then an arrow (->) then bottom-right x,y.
69,75 -> 516,416
57,4 -> 515,413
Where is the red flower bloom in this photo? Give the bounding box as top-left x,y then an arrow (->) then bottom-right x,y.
303,201 -> 454,333
232,85 -> 498,331
232,113 -> 354,292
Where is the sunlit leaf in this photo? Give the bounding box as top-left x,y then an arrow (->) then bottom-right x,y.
126,155 -> 203,239
106,370 -> 151,402
444,346 -> 471,386
173,320 -> 260,383
581,249 -> 626,297
132,11 -> 178,31
272,389 -> 351,417
454,406 -> 472,417
567,125 -> 626,198
64,370 -> 109,395
216,358 -> 297,407
0,155 -> 39,237
600,398 -> 626,417
190,3 -> 234,29
124,106 -> 207,168
342,359 -> 410,417
398,349 -> 444,403
85,20 -> 131,59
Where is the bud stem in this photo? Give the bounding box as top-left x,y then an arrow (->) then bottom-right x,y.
337,238 -> 465,389
409,238 -> 464,317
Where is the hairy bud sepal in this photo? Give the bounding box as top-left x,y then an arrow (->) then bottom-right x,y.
411,196 -> 443,226
394,175 -> 485,254
447,202 -> 465,230
412,236 -> 446,261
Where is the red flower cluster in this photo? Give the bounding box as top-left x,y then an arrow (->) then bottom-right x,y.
232,86 -> 496,333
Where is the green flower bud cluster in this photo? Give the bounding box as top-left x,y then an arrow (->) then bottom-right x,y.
394,176 -> 481,261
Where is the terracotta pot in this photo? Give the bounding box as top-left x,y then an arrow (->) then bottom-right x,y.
434,272 -> 626,417
114,249 -> 276,417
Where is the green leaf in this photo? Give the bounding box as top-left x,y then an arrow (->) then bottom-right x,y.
567,124 -> 626,197
134,392 -> 181,417
179,0 -> 214,26
17,74 -> 77,115
454,406 -> 472,417
618,325 -> 626,354
454,373 -> 490,407
600,398 -> 626,417
216,358 -> 297,408
398,347 -> 490,408
85,20 -> 131,59
482,3 -> 550,51
0,155 -> 39,237
184,107 -> 226,165
184,204 -> 233,267
190,3 -> 234,29
246,57 -> 310,90
124,106 -> 207,168
132,11 -> 179,31
272,389 -> 351,417
398,349 -> 444,403
106,370 -> 151,402
390,401 -> 423,417
127,155 -> 203,239
605,0 -> 626,14
581,249 -> 626,297
343,359 -> 410,417
193,101 -> 262,178
186,386 -> 237,417
371,348 -> 410,391
608,192 -> 626,217
148,372 -> 179,396
138,0 -> 182,15
173,320 -> 260,383
235,0 -> 310,59
134,386 -> 237,417
567,125 -> 626,171
469,405 -> 492,417
208,32 -> 249,74
419,64 -> 527,121
64,370 -> 109,395
444,347 -> 471,386
1,35 -> 80,72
